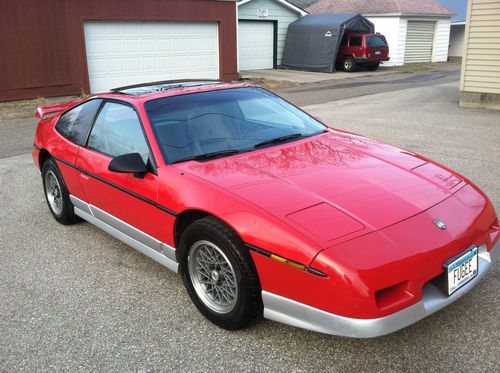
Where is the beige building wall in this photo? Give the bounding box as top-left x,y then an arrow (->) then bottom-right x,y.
460,0 -> 500,110
431,18 -> 452,62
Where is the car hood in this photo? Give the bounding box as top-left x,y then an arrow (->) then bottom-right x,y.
176,131 -> 464,248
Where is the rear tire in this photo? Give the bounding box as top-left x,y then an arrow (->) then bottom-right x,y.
42,158 -> 80,225
367,63 -> 380,71
343,56 -> 356,72
179,216 -> 262,330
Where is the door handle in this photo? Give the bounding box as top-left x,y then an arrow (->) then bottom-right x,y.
80,172 -> 89,180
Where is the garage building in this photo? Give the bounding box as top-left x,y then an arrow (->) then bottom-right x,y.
438,0 -> 468,58
0,0 -> 238,101
306,0 -> 454,66
237,0 -> 307,70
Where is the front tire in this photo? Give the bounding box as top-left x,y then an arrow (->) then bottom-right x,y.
179,216 -> 262,330
42,158 -> 80,225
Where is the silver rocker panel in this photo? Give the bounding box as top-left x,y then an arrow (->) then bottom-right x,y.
70,195 -> 178,273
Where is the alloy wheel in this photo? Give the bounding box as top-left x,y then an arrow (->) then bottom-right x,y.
188,240 -> 238,314
45,170 -> 63,216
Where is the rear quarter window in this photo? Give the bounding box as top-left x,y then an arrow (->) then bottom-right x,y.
56,99 -> 102,146
367,35 -> 388,48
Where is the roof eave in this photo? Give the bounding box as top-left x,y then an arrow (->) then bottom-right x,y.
237,0 -> 308,16
363,12 -> 453,18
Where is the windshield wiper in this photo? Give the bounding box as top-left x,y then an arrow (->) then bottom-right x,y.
171,149 -> 241,164
254,133 -> 303,148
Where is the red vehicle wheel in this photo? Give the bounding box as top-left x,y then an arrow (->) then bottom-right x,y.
42,158 -> 80,225
343,56 -> 356,72
179,216 -> 262,330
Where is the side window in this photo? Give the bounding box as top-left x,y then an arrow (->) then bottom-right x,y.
87,102 -> 150,164
349,36 -> 362,47
56,99 -> 102,145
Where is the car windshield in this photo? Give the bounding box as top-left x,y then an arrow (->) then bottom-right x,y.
366,35 -> 388,48
144,87 -> 326,164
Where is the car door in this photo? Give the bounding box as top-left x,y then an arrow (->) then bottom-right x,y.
75,100 -> 174,245
348,35 -> 363,58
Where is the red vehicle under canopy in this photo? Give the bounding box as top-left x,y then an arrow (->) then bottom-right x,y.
337,32 -> 390,72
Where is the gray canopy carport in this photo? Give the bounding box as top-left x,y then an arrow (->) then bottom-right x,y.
281,13 -> 374,73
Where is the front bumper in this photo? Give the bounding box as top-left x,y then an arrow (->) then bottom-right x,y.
263,240 -> 498,338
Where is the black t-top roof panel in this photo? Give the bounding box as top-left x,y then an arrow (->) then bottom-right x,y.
110,80 -> 225,96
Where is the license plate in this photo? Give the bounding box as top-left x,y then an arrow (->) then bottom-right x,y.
444,246 -> 478,295
375,50 -> 381,55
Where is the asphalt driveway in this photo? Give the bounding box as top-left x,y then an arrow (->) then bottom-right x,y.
0,80 -> 499,371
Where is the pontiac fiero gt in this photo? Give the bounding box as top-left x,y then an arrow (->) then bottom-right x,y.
33,81 -> 499,337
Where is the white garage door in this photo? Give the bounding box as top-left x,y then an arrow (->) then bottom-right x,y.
238,21 -> 274,70
84,21 -> 219,93
404,21 -> 436,63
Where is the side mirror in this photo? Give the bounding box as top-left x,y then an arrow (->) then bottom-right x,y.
108,153 -> 147,178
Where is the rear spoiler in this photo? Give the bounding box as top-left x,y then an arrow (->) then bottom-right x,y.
35,99 -> 83,120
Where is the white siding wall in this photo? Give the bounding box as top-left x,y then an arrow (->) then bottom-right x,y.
396,18 -> 409,66
431,18 -> 451,62
238,0 -> 301,66
366,16 -> 407,66
449,24 -> 465,57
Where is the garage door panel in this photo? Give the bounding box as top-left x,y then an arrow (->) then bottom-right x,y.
239,21 -> 274,70
84,21 -> 219,93
405,21 -> 436,63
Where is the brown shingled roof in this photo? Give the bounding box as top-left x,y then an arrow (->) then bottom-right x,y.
289,0 -> 320,9
307,0 -> 454,16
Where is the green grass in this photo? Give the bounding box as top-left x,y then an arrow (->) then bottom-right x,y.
391,63 -> 428,73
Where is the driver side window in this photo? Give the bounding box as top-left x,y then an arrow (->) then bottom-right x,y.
87,102 -> 150,164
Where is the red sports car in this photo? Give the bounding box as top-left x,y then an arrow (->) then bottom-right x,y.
33,81 -> 499,337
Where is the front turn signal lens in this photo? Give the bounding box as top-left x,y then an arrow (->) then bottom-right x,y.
269,254 -> 327,277
270,254 -> 306,270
